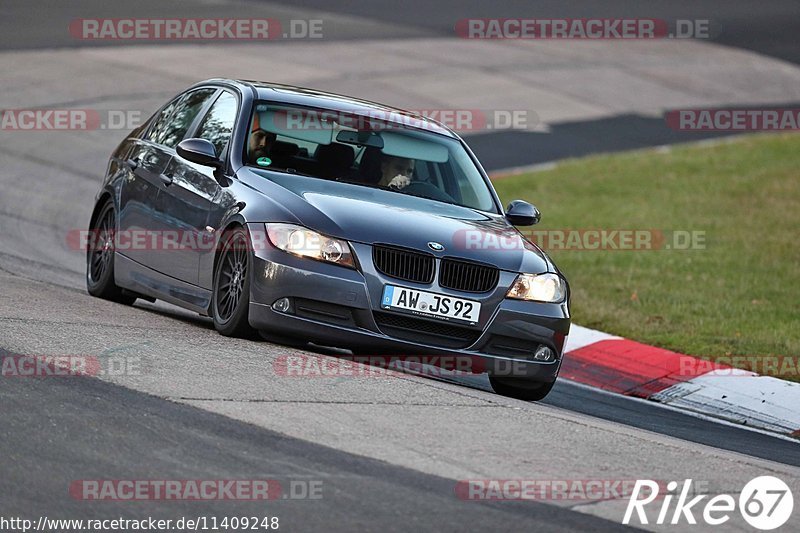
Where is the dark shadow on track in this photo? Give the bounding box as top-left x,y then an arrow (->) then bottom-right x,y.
0,358 -> 632,532
467,104 -> 800,172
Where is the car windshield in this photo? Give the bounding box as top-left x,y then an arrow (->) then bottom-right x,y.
244,102 -> 498,213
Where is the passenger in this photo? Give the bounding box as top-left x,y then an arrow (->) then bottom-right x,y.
379,155 -> 415,189
248,128 -> 277,164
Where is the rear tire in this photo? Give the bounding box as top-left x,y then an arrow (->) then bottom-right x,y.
489,376 -> 555,401
212,227 -> 256,338
86,201 -> 136,305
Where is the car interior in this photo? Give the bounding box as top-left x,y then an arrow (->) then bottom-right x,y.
245,104 -> 491,210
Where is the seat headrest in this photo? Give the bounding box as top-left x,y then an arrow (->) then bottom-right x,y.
271,140 -> 299,157
316,143 -> 355,177
358,146 -> 383,184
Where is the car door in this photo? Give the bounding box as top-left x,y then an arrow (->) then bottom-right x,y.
158,89 -> 239,285
138,87 -> 219,282
117,95 -> 181,269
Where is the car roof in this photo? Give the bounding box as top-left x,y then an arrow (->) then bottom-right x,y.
197,78 -> 458,138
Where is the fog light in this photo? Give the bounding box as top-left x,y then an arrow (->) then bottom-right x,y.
533,346 -> 555,362
272,297 -> 291,313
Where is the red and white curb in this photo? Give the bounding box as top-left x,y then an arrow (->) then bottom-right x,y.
562,326 -> 800,437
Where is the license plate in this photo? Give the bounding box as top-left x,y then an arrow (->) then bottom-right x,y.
381,285 -> 481,325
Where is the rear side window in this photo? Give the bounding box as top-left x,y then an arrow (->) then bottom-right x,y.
195,91 -> 238,158
151,88 -> 217,148
147,97 -> 180,144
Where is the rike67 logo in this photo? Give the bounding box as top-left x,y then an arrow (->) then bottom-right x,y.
623,476 -> 793,530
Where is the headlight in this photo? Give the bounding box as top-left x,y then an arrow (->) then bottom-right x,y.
266,223 -> 355,268
507,273 -> 566,303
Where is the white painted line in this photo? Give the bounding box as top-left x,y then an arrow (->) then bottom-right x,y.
564,324 -> 621,353
652,373 -> 800,435
562,323 -> 800,436
563,378 -> 800,444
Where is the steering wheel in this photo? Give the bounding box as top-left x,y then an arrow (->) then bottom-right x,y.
402,181 -> 456,204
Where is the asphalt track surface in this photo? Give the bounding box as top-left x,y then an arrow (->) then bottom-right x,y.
1,1 -> 800,531
4,0 -> 800,65
1,373 -> 628,532
3,0 -> 800,169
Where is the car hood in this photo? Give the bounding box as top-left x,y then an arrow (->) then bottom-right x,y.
247,170 -> 552,273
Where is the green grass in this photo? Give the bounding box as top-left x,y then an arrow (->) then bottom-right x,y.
491,133 -> 800,372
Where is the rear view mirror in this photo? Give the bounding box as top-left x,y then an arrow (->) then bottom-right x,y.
336,130 -> 384,148
177,138 -> 222,168
505,200 -> 540,226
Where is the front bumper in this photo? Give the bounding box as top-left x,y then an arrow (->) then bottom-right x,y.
248,227 -> 571,381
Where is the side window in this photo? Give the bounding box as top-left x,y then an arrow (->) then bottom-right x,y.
154,88 -> 217,148
195,91 -> 238,158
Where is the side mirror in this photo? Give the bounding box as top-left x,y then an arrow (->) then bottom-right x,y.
505,200 -> 540,226
176,138 -> 222,168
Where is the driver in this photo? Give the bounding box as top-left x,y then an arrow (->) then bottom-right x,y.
248,128 -> 277,164
379,155 -> 415,189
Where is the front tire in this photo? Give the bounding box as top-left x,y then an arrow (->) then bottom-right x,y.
489,376 -> 555,401
212,227 -> 256,338
86,201 -> 136,305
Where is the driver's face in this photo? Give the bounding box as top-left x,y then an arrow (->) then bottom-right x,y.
381,156 -> 415,179
249,130 -> 275,160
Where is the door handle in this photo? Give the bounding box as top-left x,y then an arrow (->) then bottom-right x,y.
159,173 -> 174,186
126,157 -> 140,170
